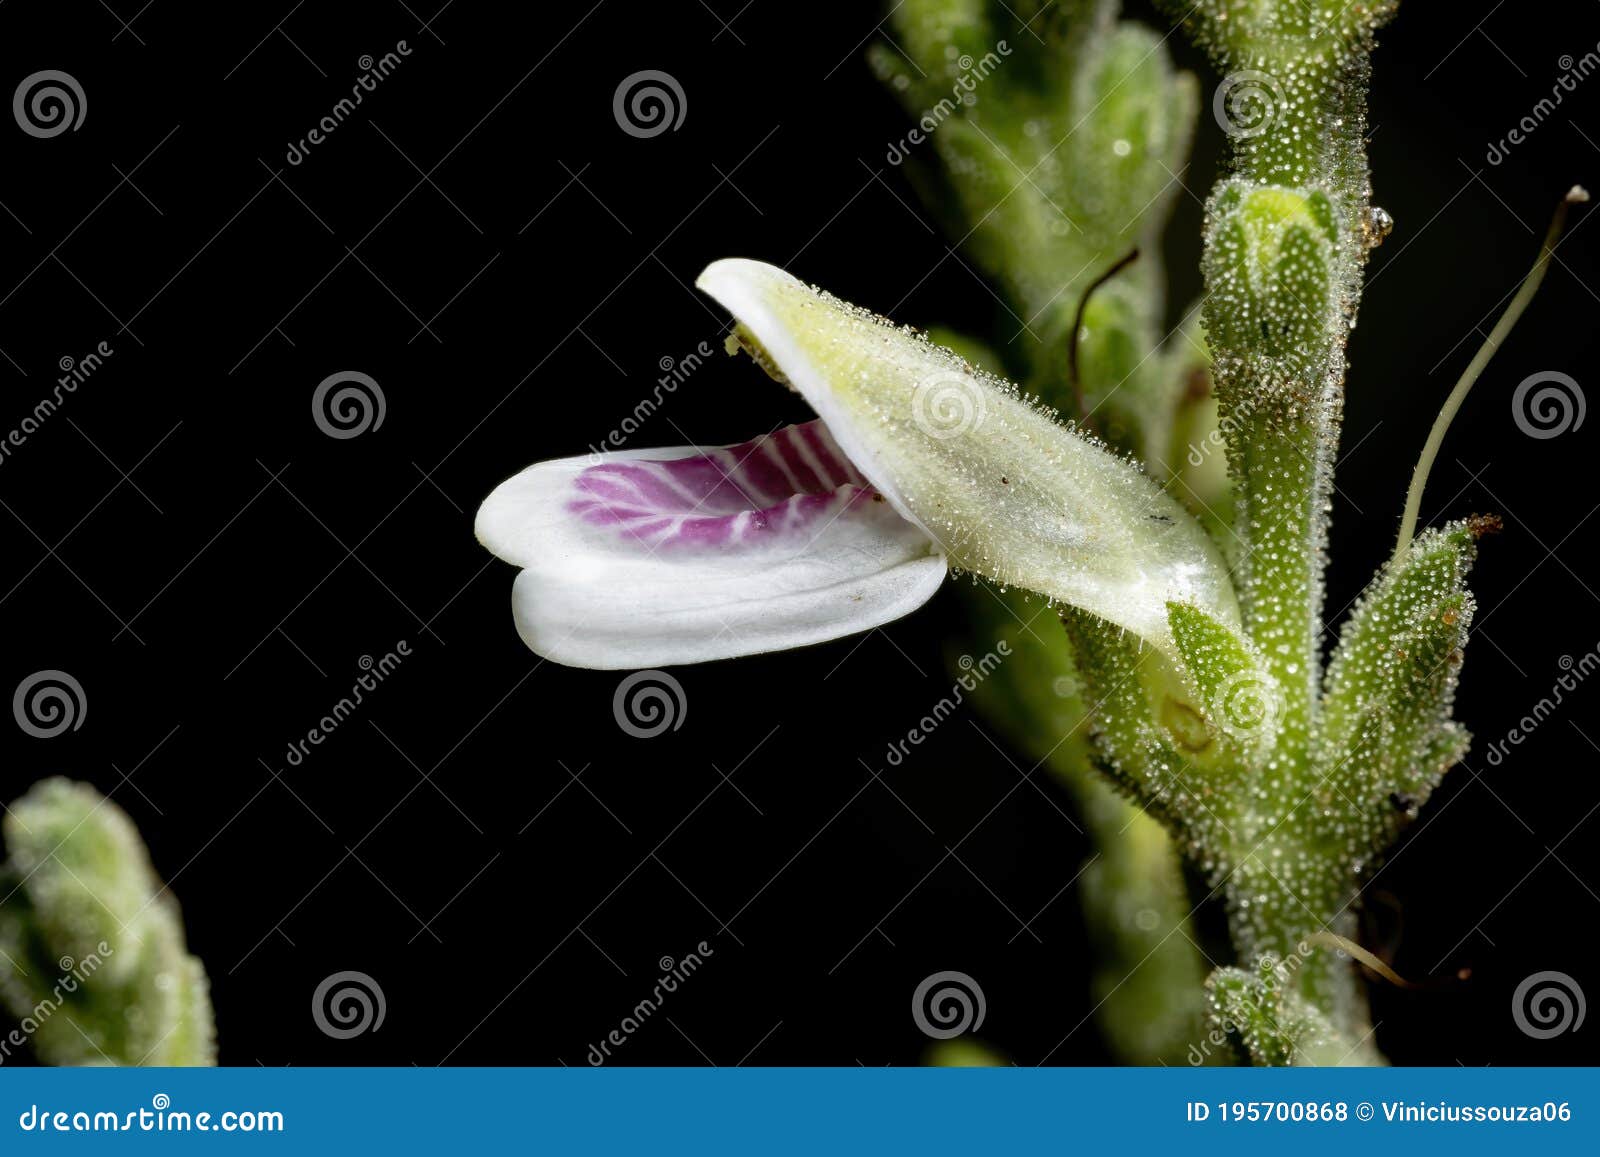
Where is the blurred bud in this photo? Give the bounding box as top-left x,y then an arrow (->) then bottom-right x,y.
0,778 -> 216,1066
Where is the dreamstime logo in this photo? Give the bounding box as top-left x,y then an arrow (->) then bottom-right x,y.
612,670 -> 686,738
1186,391 -> 1260,470
1511,371 -> 1585,439
1212,71 -> 1283,140
912,370 -> 986,440
613,70 -> 686,138
12,670 -> 86,738
312,371 -> 386,439
13,71 -> 86,138
312,971 -> 386,1039
280,642 -> 411,768
0,340 -> 114,470
1512,970 -> 1586,1039
1484,645 -> 1600,767
1186,944 -> 1317,1065
1487,46 -> 1600,165
883,42 -> 1012,165
911,970 -> 986,1039
0,941 -> 113,1066
587,340 -> 716,458
882,642 -> 1011,767
587,941 -> 715,1064
1209,668 -> 1282,745
285,42 -> 411,164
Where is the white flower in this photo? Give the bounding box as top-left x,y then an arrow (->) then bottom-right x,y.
476,259 -> 1237,669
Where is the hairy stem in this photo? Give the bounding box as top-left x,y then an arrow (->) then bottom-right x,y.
1163,0 -> 1397,1047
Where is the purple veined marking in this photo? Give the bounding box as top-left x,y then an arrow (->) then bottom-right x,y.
568,421 -> 883,549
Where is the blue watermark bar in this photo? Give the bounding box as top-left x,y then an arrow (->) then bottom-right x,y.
2,1067 -> 1597,1153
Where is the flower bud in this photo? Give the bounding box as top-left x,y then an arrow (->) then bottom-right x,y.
1203,181 -> 1340,372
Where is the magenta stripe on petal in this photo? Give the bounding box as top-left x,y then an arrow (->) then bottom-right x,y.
569,422 -> 876,550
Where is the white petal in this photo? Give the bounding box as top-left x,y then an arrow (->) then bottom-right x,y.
475,422 -> 947,669
696,258 -> 1240,662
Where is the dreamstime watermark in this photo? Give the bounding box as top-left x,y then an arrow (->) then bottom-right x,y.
1186,390 -> 1260,470
285,42 -> 412,164
586,942 -> 715,1064
1511,371 -> 1585,439
1186,942 -> 1317,1065
1213,70 -> 1284,140
281,643 -> 411,767
0,341 -> 114,468
911,970 -> 986,1039
613,670 -> 687,738
587,341 -> 716,458
1486,47 -> 1600,165
1208,667 -> 1283,745
1512,970 -> 1586,1039
1483,644 -> 1600,767
0,942 -> 113,1065
613,70 -> 686,138
883,43 -> 1011,165
12,670 -> 86,738
312,370 -> 387,438
912,369 -> 988,440
312,970 -> 386,1039
13,70 -> 85,138
883,643 -> 1010,767
17,1095 -> 284,1133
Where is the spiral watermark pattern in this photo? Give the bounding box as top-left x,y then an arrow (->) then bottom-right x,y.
613,70 -> 686,138
612,670 -> 686,738
1212,71 -> 1283,140
912,370 -> 986,440
1511,371 -> 1585,439
911,970 -> 986,1039
13,70 -> 86,138
312,970 -> 387,1039
13,670 -> 86,738
1512,970 -> 1586,1039
312,370 -> 387,439
1209,668 -> 1282,745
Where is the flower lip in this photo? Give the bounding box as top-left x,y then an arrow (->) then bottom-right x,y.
474,421 -> 948,670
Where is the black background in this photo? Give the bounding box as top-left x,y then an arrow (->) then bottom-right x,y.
1,0 -> 1598,1066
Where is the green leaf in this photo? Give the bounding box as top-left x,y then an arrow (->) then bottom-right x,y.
1059,608 -> 1229,843
1168,601 -> 1282,759
1318,521 -> 1482,850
